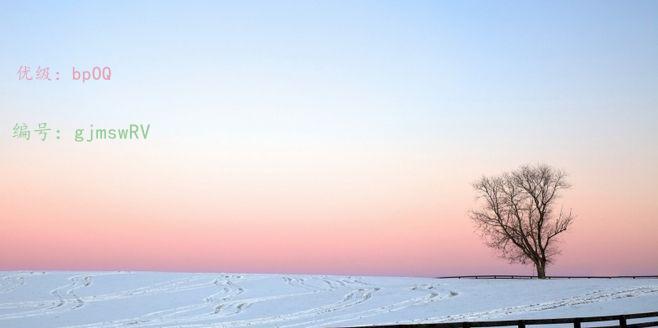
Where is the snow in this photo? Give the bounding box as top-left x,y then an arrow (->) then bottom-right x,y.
0,271 -> 656,328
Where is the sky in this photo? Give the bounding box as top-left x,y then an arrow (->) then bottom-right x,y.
1,1 -> 657,277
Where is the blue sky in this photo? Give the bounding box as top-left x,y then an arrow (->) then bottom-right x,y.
2,1 -> 658,275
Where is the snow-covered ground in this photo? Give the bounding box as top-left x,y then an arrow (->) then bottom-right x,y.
0,271 -> 656,328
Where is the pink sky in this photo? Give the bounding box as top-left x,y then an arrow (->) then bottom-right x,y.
2,1 -> 658,277
2,140 -> 656,277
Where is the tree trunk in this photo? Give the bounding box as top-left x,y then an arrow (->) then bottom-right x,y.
535,260 -> 547,279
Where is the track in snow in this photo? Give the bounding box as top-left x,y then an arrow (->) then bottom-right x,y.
0,271 -> 656,328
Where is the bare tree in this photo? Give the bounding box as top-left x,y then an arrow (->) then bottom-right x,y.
470,164 -> 575,279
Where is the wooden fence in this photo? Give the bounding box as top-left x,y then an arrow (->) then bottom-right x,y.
435,275 -> 658,280
351,311 -> 658,328
347,276 -> 658,328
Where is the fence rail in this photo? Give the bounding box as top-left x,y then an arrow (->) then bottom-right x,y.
435,275 -> 658,280
351,311 -> 658,328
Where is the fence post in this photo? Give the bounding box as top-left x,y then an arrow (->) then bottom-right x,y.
574,319 -> 581,328
620,316 -> 627,328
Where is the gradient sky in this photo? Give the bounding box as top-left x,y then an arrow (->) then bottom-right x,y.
1,1 -> 657,277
